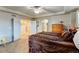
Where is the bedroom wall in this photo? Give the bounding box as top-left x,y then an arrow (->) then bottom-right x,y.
76,9 -> 79,28
0,11 -> 22,44
48,12 -> 77,32
36,11 -> 77,32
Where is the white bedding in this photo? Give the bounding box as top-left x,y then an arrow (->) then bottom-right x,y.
73,31 -> 79,49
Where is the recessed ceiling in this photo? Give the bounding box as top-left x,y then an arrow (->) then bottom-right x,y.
0,6 -> 79,18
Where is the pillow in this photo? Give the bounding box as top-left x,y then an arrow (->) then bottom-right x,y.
62,31 -> 74,42
73,31 -> 79,49
61,31 -> 67,37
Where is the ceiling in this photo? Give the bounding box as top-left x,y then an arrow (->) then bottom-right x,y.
0,6 -> 79,18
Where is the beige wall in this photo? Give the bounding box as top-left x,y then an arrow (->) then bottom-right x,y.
71,12 -> 77,27
21,17 -> 31,39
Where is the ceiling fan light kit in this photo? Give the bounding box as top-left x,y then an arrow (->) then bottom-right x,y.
34,8 -> 40,14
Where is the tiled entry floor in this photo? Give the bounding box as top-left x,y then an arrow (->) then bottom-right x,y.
0,38 -> 29,53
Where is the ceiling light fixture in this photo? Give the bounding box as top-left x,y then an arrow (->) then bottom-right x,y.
33,6 -> 41,14
26,6 -> 42,14
34,8 -> 40,14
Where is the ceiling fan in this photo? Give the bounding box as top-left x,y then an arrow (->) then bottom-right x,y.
26,6 -> 45,14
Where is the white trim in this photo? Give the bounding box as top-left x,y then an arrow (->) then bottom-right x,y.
0,7 -> 32,17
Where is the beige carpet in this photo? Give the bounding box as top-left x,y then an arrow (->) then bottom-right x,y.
0,38 -> 29,53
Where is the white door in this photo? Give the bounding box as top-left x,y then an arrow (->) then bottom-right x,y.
30,20 -> 36,34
